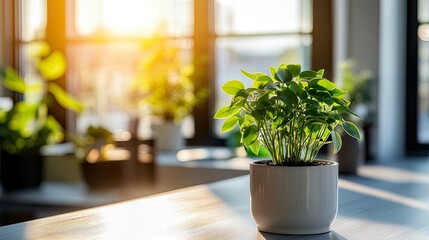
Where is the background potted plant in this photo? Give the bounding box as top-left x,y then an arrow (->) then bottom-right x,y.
215,63 -> 361,234
69,125 -> 126,189
336,60 -> 376,169
130,36 -> 206,151
0,41 -> 83,191
70,124 -> 156,189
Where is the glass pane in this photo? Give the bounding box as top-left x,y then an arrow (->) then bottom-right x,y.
215,0 -> 312,35
18,44 -> 45,102
214,35 -> 312,137
19,0 -> 47,41
67,40 -> 193,137
67,42 -> 145,134
418,37 -> 429,143
418,0 -> 429,23
71,0 -> 193,37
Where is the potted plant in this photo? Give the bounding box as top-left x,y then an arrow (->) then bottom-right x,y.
130,37 -> 206,151
69,125 -> 124,189
214,63 -> 361,234
0,42 -> 83,191
338,60 -> 375,168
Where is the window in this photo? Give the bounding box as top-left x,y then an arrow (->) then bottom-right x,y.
67,0 -> 193,138
4,0 -> 331,147
406,0 -> 429,154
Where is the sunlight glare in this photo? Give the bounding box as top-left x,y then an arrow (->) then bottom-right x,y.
21,0 -> 47,41
75,0 -> 164,36
75,0 -> 100,35
98,186 -> 253,239
358,165 -> 429,184
418,23 -> 429,41
102,0 -> 161,35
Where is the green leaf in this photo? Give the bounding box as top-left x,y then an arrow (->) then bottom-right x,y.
38,51 -> 67,80
287,64 -> 301,77
234,89 -> 249,99
250,108 -> 266,121
302,99 -> 320,109
214,105 -> 240,119
342,121 -> 361,140
231,98 -> 246,108
48,83 -> 84,113
317,69 -> 325,78
240,70 -> 257,80
1,67 -> 41,93
253,75 -> 273,88
288,81 -> 305,96
222,80 -> 245,95
333,97 -> 350,108
265,82 -> 279,91
299,70 -> 318,80
308,78 -> 336,90
269,66 -> 277,78
243,114 -> 254,126
256,75 -> 273,83
249,141 -> 260,156
276,67 -> 293,83
221,116 -> 239,132
27,41 -> 51,58
332,105 -> 350,113
9,102 -> 38,137
330,88 -> 347,97
331,131 -> 342,154
310,91 -> 334,105
277,89 -> 298,106
242,125 -> 259,147
44,115 -> 64,144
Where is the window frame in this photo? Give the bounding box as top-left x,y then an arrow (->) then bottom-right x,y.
405,0 -> 428,154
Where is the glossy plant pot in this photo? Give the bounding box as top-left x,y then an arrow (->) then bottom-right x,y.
250,160 -> 338,235
0,148 -> 43,191
81,160 -> 126,190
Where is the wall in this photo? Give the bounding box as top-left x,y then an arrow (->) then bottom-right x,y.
334,0 -> 380,159
349,0 -> 380,75
377,0 -> 407,160
336,0 -> 407,161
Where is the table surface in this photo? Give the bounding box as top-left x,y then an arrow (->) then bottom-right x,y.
0,159 -> 428,240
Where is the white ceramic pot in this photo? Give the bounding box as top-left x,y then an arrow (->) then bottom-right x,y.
250,160 -> 338,235
152,122 -> 184,151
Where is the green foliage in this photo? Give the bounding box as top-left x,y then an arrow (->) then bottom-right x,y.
130,37 -> 207,123
215,64 -> 361,165
68,125 -> 115,162
340,60 -> 374,120
0,41 -> 83,154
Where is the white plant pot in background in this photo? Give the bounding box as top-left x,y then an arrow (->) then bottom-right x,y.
250,160 -> 338,235
152,122 -> 184,151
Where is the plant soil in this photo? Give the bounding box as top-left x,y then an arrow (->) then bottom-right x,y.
256,160 -> 335,167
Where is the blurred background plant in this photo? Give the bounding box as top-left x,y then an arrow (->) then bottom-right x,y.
340,60 -> 375,123
68,125 -> 115,163
129,35 -> 207,124
0,41 -> 83,154
336,59 -> 376,162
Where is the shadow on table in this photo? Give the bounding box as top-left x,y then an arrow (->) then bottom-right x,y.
258,230 -> 347,240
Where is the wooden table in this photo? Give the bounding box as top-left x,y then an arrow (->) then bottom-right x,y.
0,159 -> 428,239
